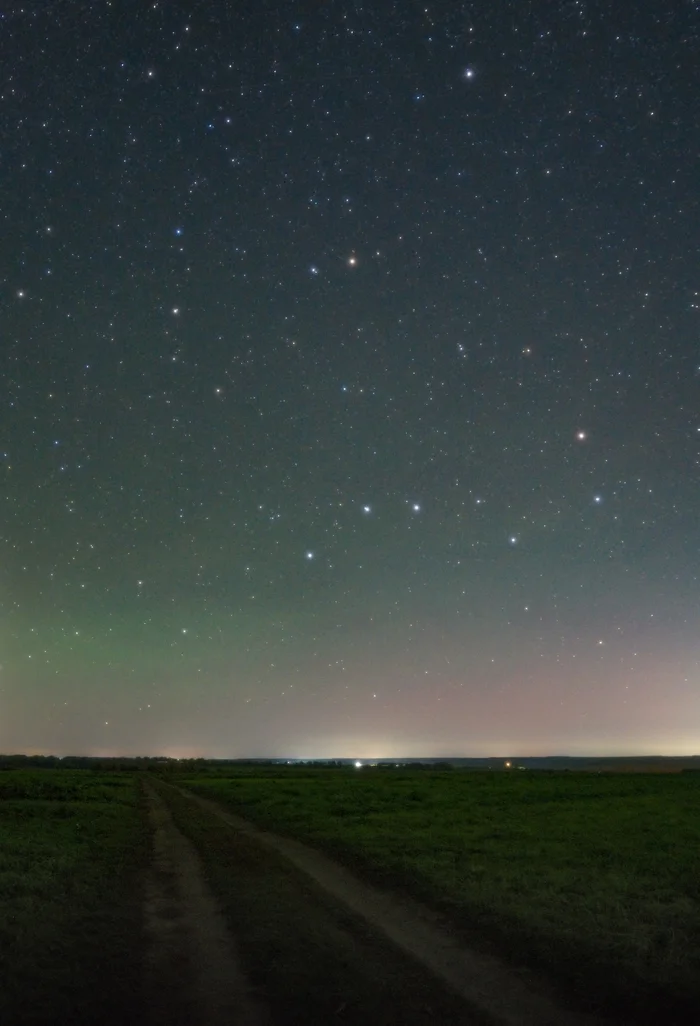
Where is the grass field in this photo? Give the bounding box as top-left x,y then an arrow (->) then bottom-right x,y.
0,770 -> 147,1026
3,763 -> 699,1024
157,781 -> 485,1026
177,767 -> 700,1023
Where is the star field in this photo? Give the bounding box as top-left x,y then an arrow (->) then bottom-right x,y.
0,1 -> 698,758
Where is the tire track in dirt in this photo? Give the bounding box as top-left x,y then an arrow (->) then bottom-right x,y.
142,781 -> 269,1026
172,784 -> 618,1026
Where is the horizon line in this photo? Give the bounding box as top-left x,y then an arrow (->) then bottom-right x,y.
3,752 -> 700,761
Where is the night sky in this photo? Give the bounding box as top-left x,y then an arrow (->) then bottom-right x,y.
2,2 -> 698,759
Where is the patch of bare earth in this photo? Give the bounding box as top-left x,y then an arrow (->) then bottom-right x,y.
142,781 -> 269,1026
177,786 -> 619,1026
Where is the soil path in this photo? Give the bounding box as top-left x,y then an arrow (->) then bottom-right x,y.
142,780 -> 269,1026
174,785 -> 617,1026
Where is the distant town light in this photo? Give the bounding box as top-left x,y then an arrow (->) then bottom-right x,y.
354,760 -> 363,768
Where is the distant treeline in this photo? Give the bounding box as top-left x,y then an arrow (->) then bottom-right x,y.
0,754 -> 453,772
2,753 -> 699,773
0,754 -> 203,771
0,755 -> 367,773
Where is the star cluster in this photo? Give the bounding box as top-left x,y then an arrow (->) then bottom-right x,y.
0,2 -> 697,758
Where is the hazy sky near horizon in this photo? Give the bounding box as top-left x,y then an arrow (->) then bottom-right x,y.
1,1 -> 698,759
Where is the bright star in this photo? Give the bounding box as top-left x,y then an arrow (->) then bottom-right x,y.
362,505 -> 371,514
412,503 -> 421,512
576,431 -> 587,441
309,265 -> 319,276
305,551 -> 314,560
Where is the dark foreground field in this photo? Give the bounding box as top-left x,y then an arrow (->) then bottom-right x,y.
1,765 -> 699,1025
0,770 -> 147,1026
177,767 -> 700,1024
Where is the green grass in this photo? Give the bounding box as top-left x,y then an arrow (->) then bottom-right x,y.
0,770 -> 148,1026
177,768 -> 700,1023
156,781 -> 489,1026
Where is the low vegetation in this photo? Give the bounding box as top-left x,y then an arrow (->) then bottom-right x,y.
3,761 -> 699,1023
0,770 -> 147,1026
177,767 -> 700,1023
158,781 -> 481,1026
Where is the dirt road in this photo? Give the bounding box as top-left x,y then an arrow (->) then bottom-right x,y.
142,780 -> 269,1026
152,782 -> 617,1026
